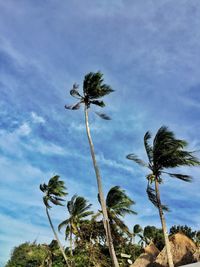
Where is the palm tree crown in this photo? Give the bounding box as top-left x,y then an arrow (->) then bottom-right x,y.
105,186 -> 137,234
58,195 -> 93,239
127,126 -> 200,209
40,175 -> 67,209
65,71 -> 114,119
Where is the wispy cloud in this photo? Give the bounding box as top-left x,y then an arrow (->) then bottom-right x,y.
31,111 -> 46,124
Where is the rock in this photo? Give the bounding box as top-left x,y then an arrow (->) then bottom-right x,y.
130,242 -> 160,267
153,233 -> 198,267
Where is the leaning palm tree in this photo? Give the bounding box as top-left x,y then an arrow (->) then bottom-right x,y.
127,126 -> 200,267
105,186 -> 137,236
40,175 -> 69,266
65,72 -> 119,266
58,195 -> 93,257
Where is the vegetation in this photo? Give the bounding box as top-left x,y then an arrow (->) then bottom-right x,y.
127,126 -> 200,267
5,242 -> 51,267
6,224 -> 199,266
58,194 -> 93,258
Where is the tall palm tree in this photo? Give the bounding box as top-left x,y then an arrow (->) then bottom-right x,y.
65,72 -> 119,266
58,194 -> 93,257
40,175 -> 69,266
105,186 -> 137,236
127,126 -> 200,267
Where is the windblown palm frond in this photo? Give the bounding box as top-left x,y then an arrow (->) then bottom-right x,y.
126,154 -> 147,167
65,72 -> 114,119
146,183 -> 169,211
95,112 -> 111,120
83,72 -> 114,99
144,131 -> 153,164
40,175 -> 67,209
163,172 -> 192,182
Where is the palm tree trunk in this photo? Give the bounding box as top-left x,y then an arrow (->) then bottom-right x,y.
84,105 -> 119,267
46,207 -> 70,267
70,226 -> 73,257
155,179 -> 174,267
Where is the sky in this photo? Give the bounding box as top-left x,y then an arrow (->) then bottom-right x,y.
0,0 -> 200,265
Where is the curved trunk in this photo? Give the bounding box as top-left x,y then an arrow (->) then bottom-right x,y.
155,179 -> 174,267
84,106 -> 119,267
46,207 -> 70,267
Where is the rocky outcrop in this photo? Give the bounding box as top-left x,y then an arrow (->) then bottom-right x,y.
130,242 -> 160,267
152,233 -> 198,267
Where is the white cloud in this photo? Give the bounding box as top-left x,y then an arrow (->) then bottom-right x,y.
97,153 -> 137,175
31,111 -> 46,124
27,141 -> 66,156
16,122 -> 31,136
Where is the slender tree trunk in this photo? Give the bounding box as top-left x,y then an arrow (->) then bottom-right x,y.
46,207 -> 70,267
155,179 -> 174,267
84,105 -> 119,267
70,226 -> 73,257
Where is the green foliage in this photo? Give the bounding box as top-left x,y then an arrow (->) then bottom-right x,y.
6,242 -> 51,267
65,71 -> 114,119
6,224 -> 199,266
170,225 -> 198,241
143,226 -> 165,250
58,194 -> 93,240
103,186 -> 137,235
127,126 -> 200,210
40,175 -> 67,209
83,72 -> 114,100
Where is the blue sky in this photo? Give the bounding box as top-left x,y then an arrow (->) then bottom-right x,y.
1,0 -> 200,265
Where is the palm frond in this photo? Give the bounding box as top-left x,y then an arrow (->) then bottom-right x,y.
70,84 -> 82,99
111,215 -> 130,234
83,72 -> 114,99
40,176 -> 67,208
146,184 -> 169,211
43,196 -> 51,209
40,183 -> 48,193
65,101 -> 82,110
95,112 -> 111,120
58,219 -> 70,232
106,186 -> 136,216
144,131 -> 153,164
164,172 -> 193,182
126,154 -> 147,167
67,194 -> 77,214
90,100 -> 105,107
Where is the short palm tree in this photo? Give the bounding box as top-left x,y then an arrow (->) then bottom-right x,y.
105,186 -> 137,236
65,72 -> 119,266
58,195 -> 93,257
132,224 -> 143,244
127,126 -> 200,267
40,175 -> 69,266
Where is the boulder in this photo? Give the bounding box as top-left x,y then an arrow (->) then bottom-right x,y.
130,242 -> 160,267
152,233 -> 198,267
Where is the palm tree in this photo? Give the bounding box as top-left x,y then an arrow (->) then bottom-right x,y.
105,186 -> 137,236
65,72 -> 119,266
40,175 -> 69,266
127,126 -> 200,267
58,194 -> 93,257
132,224 -> 143,244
